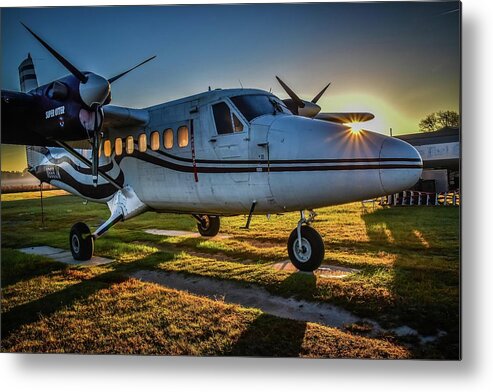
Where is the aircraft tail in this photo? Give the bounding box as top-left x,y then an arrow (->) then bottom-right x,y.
18,54 -> 44,171
18,53 -> 38,93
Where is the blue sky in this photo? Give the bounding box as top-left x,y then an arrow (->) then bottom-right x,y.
1,2 -> 460,170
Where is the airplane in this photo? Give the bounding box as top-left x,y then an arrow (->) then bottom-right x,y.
1,24 -> 423,272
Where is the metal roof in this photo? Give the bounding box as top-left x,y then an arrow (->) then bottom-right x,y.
396,127 -> 459,146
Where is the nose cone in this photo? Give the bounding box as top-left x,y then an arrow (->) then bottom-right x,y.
79,73 -> 111,108
379,137 -> 423,194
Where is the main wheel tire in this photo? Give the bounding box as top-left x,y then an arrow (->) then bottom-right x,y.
70,222 -> 94,261
197,215 -> 220,237
287,225 -> 325,272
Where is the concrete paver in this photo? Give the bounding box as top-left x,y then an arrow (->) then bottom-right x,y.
19,246 -> 113,266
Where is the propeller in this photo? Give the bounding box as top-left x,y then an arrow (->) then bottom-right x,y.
275,76 -> 329,117
22,23 -> 155,186
108,56 -> 156,83
21,23 -> 88,84
311,82 -> 331,104
275,76 -> 305,111
275,76 -> 375,125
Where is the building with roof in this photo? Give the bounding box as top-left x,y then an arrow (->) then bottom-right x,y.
396,127 -> 460,193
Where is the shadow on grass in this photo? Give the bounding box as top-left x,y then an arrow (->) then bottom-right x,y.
227,313 -> 307,357
165,236 -> 284,264
1,270 -> 128,340
276,271 -> 317,299
1,249 -> 68,288
361,206 -> 460,359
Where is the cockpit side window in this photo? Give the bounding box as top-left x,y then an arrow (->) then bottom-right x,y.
231,94 -> 288,122
212,102 -> 243,135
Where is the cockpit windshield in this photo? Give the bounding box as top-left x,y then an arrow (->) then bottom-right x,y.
230,94 -> 289,122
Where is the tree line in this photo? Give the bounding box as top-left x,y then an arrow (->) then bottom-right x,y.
419,110 -> 460,132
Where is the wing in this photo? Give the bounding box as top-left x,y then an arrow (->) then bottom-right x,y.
315,112 -> 375,124
1,89 -> 149,149
1,90 -> 57,146
102,105 -> 150,130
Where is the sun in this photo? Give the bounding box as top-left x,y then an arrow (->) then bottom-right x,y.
345,122 -> 365,134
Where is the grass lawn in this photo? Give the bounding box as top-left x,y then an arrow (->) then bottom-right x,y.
1,191 -> 460,358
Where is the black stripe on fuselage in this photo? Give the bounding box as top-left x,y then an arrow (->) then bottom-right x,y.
36,165 -> 119,200
117,150 -> 423,174
151,148 -> 421,165
45,153 -> 116,176
35,147 -> 421,201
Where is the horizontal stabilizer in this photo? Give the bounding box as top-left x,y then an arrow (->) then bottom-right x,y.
315,112 -> 375,124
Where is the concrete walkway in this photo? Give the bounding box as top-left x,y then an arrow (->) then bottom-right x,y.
132,269 -> 379,332
132,269 -> 444,343
19,246 -> 113,266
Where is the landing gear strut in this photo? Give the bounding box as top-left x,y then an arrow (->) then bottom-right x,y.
193,214 -> 220,237
69,213 -> 123,261
287,210 -> 324,272
69,186 -> 147,262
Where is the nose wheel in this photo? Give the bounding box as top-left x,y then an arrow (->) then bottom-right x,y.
69,222 -> 94,261
287,211 -> 324,272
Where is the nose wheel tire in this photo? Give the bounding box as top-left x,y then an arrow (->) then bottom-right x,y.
197,215 -> 220,237
70,222 -> 94,261
287,225 -> 324,272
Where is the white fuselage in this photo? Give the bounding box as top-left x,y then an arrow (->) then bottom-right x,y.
31,89 -> 423,215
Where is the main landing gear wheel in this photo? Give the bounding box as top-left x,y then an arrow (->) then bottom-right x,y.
196,215 -> 220,237
287,225 -> 324,272
70,222 -> 94,261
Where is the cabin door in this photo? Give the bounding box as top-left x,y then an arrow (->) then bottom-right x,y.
209,100 -> 249,183
248,122 -> 276,210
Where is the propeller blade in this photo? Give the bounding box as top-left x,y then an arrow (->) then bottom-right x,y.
91,131 -> 100,187
21,23 -> 88,83
311,82 -> 331,104
275,76 -> 305,108
108,55 -> 156,84
91,106 -> 104,187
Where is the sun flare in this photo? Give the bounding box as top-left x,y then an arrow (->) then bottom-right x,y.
346,122 -> 365,134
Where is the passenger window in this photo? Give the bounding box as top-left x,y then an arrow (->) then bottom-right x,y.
126,136 -> 134,154
178,126 -> 189,148
115,138 -> 123,156
103,139 -> 111,157
150,131 -> 160,151
125,136 -> 134,154
212,102 -> 243,134
163,128 -> 173,149
138,133 -> 147,152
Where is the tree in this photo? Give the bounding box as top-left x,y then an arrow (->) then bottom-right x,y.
419,110 -> 460,132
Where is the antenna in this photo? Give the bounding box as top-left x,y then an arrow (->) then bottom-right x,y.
390,127 -> 393,137
208,86 -> 211,91
239,79 -> 243,89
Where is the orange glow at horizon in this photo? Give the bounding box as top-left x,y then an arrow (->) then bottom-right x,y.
317,92 -> 426,136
